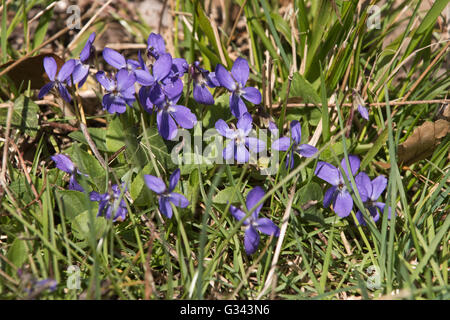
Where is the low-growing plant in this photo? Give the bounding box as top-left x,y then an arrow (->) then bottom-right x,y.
0,0 -> 448,301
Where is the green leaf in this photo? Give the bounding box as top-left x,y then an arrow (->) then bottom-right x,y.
1,0 -> 8,63
416,0 -> 448,35
194,40 -> 222,67
404,0 -> 448,59
69,128 -> 108,152
202,94 -> 232,128
71,210 -> 108,241
188,168 -> 200,212
106,116 -> 125,152
32,8 -> 52,50
8,175 -> 35,204
360,128 -> 388,170
195,2 -> 231,67
281,73 -> 321,105
213,186 -> 241,204
69,144 -> 105,179
176,153 -> 214,175
307,0 -> 333,71
107,114 -> 147,169
55,190 -> 89,221
0,96 -> 39,137
196,2 -> 218,53
269,12 -> 292,46
298,182 -> 323,205
6,238 -> 27,275
319,139 -> 349,162
260,0 -> 290,70
143,126 -> 172,169
286,107 -> 321,127
130,163 -> 155,206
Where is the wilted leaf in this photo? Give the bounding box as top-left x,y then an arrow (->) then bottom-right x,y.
398,119 -> 449,165
0,53 -> 65,92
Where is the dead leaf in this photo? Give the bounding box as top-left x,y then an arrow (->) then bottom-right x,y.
0,53 -> 65,92
398,119 -> 450,165
435,103 -> 450,121
374,161 -> 391,170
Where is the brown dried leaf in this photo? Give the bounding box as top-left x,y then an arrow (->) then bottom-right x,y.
398,119 -> 450,165
435,103 -> 450,121
0,53 -> 65,92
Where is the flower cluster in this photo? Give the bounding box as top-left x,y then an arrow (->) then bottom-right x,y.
50,153 -> 127,221
39,33 -> 97,103
314,155 -> 391,225
43,32 -> 388,257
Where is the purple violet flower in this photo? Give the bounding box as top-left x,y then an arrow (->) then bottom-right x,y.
272,120 -> 318,168
51,154 -> 85,192
230,186 -> 280,255
144,169 -> 189,218
38,57 -> 76,102
137,53 -> 182,110
102,47 -> 140,74
154,93 -> 197,140
34,278 -> 58,292
358,104 -> 369,120
96,69 -> 136,114
147,53 -> 184,106
135,51 -> 156,113
24,277 -> 58,296
170,58 -> 189,79
354,172 -> 392,225
314,155 -> 361,218
72,32 -> 96,88
137,54 -> 194,138
89,184 -> 128,221
147,33 -> 166,60
191,61 -> 219,105
215,57 -> 262,118
352,90 -> 369,120
268,121 -> 279,136
215,112 -> 266,163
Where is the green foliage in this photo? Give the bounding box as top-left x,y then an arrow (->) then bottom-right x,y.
6,238 -> 27,275
0,96 -> 39,137
1,0 -> 449,301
